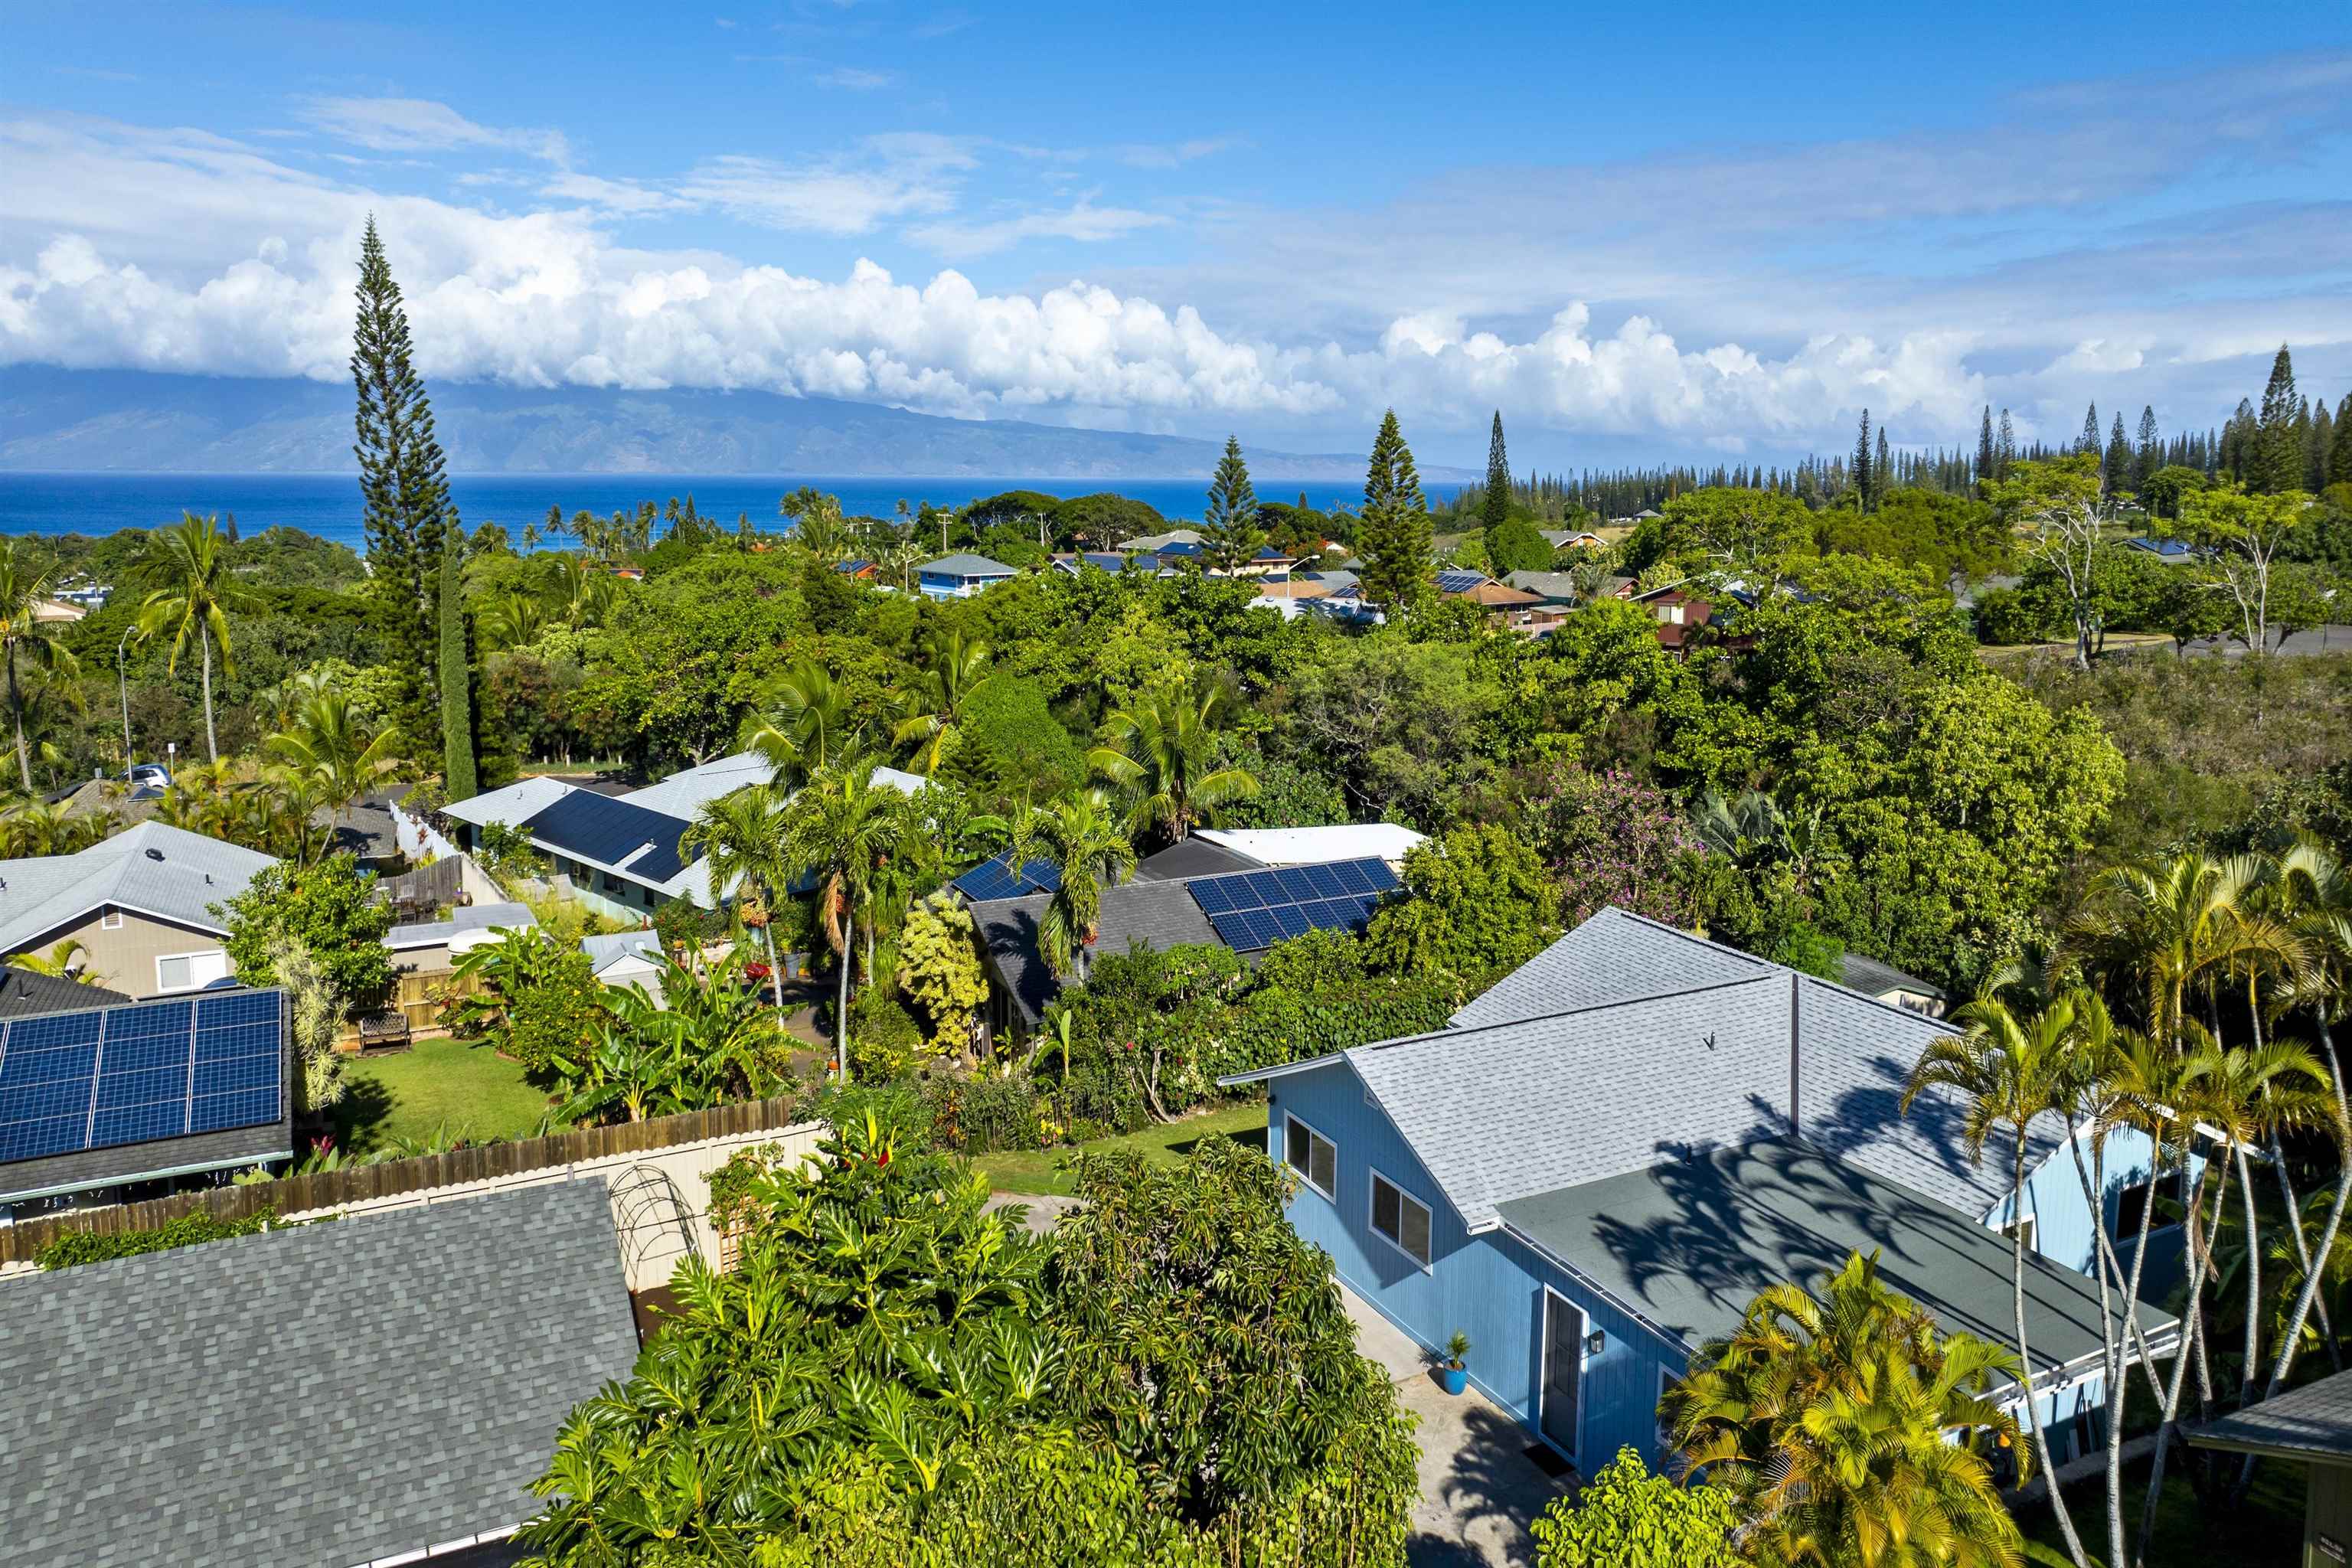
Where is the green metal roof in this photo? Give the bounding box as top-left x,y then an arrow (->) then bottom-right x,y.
1496,1141 -> 2169,1388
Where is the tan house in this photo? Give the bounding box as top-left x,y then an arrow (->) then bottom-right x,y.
0,822 -> 277,998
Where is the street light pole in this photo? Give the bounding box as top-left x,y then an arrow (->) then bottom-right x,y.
116,624 -> 137,782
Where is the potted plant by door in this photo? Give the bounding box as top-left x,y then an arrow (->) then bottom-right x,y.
1440,1331 -> 1471,1395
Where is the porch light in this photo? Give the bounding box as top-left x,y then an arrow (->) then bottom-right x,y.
1586,1329 -> 1606,1357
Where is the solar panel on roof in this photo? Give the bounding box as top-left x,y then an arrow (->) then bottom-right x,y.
951,849 -> 1063,903
1187,857 -> 1399,952
521,791 -> 695,884
0,990 -> 286,1171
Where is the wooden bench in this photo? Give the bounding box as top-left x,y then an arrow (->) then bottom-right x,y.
356,1011 -> 413,1055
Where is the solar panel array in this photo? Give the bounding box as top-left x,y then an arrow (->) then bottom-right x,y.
1436,569 -> 1492,596
952,849 -> 1064,903
0,989 -> 286,1167
522,791 -> 695,884
1185,858 -> 1402,952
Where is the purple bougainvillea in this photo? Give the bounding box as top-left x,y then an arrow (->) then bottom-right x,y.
1534,764 -> 1711,928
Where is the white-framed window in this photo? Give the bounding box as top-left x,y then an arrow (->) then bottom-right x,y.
155,948 -> 232,994
100,908 -> 123,931
1655,1365 -> 1679,1455
1284,1113 -> 1337,1200
1369,1167 -> 1432,1269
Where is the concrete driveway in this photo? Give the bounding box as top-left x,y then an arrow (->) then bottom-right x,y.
1343,1287 -> 1575,1567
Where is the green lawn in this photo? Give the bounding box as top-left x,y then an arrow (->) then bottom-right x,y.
329,1037 -> 567,1155
972,1102 -> 1269,1196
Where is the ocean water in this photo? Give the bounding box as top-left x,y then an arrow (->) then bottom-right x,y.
0,472 -> 1401,552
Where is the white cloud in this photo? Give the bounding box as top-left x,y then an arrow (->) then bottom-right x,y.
539,172 -> 694,216
815,66 -> 895,90
1116,138 -> 1238,170
677,134 -> 973,234
909,197 -> 1171,258
296,96 -> 570,165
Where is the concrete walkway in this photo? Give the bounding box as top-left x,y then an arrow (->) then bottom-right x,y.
1343,1287 -> 1574,1567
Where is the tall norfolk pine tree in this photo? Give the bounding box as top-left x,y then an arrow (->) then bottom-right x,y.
2255,344 -> 2301,494
439,534 -> 477,801
1200,435 -> 1265,574
1481,411 -> 1511,534
1359,410 -> 1432,611
351,217 -> 452,677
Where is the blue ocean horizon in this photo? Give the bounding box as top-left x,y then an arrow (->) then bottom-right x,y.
0,471 -> 1415,552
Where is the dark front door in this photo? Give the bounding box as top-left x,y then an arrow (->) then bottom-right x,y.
1542,1292 -> 1584,1459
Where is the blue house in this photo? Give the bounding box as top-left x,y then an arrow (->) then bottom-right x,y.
1223,909 -> 2181,1476
916,553 -> 1017,599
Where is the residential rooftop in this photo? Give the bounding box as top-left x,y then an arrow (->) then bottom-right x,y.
0,1181 -> 640,1568
0,820 -> 278,956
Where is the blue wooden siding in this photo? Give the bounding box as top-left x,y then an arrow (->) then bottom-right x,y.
1269,1062 -> 1694,1472
1988,1125 -> 2193,1296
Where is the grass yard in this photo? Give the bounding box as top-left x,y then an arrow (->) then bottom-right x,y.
328,1037 -> 566,1156
973,1102 -> 1269,1197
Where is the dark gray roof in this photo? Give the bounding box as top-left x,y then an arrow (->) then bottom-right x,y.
317,797 -> 401,862
2190,1368 -> 2352,1465
1839,952 -> 1946,1001
921,552 -> 1014,577
0,965 -> 133,1020
0,1120 -> 290,1207
1498,1141 -> 2167,1379
1134,837 -> 1262,881
0,1181 -> 639,1568
972,878 -> 1220,1025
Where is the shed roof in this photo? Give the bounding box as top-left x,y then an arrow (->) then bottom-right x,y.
384,900 -> 541,952
2190,1368 -> 2352,1465
1498,1141 -> 2165,1377
1194,823 -> 1426,866
0,1181 -> 639,1568
0,820 -> 278,955
1839,952 -> 1947,1001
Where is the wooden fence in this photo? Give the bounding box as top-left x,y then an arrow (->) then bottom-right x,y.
0,1093 -> 812,1266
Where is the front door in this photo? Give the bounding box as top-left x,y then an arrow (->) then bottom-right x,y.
1541,1291 -> 1583,1460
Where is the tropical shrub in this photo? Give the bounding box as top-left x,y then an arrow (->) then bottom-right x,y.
446,929 -> 609,1075
1528,1449 -> 1739,1568
38,1207 -> 281,1270
895,890 -> 988,1060
217,852 -> 394,1017
1363,823 -> 1560,993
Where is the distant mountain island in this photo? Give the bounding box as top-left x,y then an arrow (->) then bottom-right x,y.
0,367 -> 1471,482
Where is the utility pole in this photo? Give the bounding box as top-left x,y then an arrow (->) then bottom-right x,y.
116,624 -> 138,780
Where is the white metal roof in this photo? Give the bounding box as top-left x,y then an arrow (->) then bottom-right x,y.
439,776 -> 574,830
1194,824 -> 1426,867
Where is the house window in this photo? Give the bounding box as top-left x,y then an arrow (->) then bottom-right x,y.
1656,1366 -> 1680,1455
2001,1214 -> 2037,1252
1370,1169 -> 1432,1269
1285,1114 -> 1336,1200
156,949 -> 231,994
2112,1180 -> 2154,1240
100,909 -> 123,930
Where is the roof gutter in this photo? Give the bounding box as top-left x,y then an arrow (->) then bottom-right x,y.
0,1142 -> 292,1209
343,1521 -> 521,1568
1216,1050 -> 1350,1088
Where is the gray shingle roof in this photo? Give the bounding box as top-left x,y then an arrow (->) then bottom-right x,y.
0,820 -> 278,955
1276,907 -> 2059,1227
2190,1367 -> 2352,1463
921,553 -> 1014,577
1449,908 -> 1772,1029
1133,836 -> 1262,881
972,878 -> 1220,1025
0,965 -> 133,1019
0,1181 -> 640,1568
1498,1141 -> 2167,1376
1350,978 -> 1798,1231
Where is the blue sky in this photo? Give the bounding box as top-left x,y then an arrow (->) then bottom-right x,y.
8,1 -> 2352,467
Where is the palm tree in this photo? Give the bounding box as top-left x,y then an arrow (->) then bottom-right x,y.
0,538 -> 81,792
684,784 -> 794,1037
2265,837 -> 2352,1396
782,754 -> 906,1085
0,799 -> 109,858
1086,681 -> 1257,845
550,554 -> 617,628
137,511 -> 239,763
266,690 -> 400,838
742,659 -> 861,791
780,488 -> 852,560
2064,851 -> 2266,1054
1027,790 -> 1138,982
1903,991 -> 2094,1566
6,938 -> 100,985
891,631 -> 993,776
883,535 -> 926,593
480,589 -> 551,651
1664,1249 -> 2027,1568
